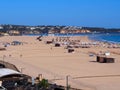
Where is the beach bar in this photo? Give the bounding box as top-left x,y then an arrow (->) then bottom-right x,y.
97,56 -> 115,63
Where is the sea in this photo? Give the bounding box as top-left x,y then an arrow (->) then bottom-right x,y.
23,33 -> 120,44
89,33 -> 120,44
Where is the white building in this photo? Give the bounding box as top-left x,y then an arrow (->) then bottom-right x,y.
0,26 -> 3,29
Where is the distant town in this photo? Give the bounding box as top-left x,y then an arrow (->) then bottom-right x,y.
0,24 -> 120,36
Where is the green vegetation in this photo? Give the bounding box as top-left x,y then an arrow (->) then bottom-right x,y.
37,79 -> 49,89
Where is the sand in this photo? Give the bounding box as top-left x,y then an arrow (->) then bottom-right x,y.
0,36 -> 120,90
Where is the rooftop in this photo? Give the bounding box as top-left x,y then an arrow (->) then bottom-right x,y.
0,68 -> 21,78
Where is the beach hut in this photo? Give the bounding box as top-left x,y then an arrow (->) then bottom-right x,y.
68,48 -> 74,53
55,43 -> 61,47
96,56 -> 115,63
0,68 -> 31,89
46,41 -> 53,44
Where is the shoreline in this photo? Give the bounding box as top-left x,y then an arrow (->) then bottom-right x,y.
22,33 -> 120,44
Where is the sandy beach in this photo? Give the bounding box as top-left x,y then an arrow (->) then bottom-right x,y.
0,36 -> 120,90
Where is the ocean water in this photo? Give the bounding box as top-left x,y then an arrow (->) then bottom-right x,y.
23,33 -> 120,43
89,33 -> 120,44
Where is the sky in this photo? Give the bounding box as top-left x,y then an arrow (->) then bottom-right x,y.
0,0 -> 120,28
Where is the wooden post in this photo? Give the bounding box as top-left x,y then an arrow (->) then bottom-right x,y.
66,75 -> 69,90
